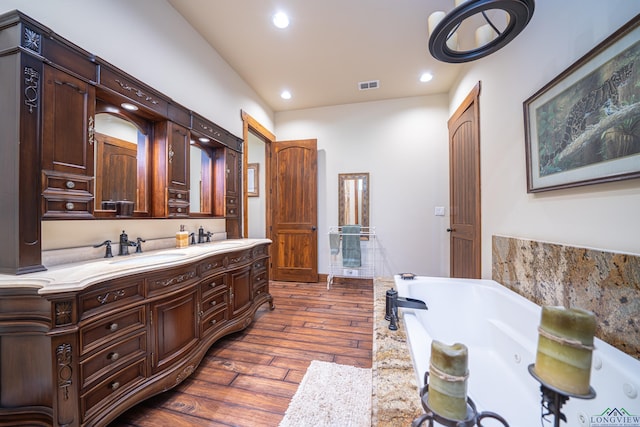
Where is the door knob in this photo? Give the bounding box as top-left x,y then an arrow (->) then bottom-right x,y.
311,226 -> 317,231
446,228 -> 454,232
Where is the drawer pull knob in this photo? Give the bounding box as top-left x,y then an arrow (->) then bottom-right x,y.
210,319 -> 217,325
65,202 -> 75,210
65,180 -> 75,189
177,193 -> 182,199
109,323 -> 119,332
108,352 -> 120,361
111,381 -> 120,391
177,207 -> 183,213
210,281 -> 217,287
211,301 -> 217,306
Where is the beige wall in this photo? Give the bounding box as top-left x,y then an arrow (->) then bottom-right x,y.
451,0 -> 640,277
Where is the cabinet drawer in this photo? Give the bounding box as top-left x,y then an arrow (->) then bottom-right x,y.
80,307 -> 146,355
252,244 -> 268,258
78,277 -> 144,319
42,170 -> 93,195
251,258 -> 267,272
227,249 -> 252,269
252,271 -> 268,290
201,288 -> 227,318
201,306 -> 228,336
200,273 -> 226,298
81,358 -> 146,421
42,196 -> 94,218
80,330 -> 147,389
168,189 -> 189,203
168,203 -> 189,217
198,255 -> 226,279
146,265 -> 198,296
254,283 -> 268,299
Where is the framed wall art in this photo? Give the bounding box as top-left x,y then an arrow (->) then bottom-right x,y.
524,14 -> 640,192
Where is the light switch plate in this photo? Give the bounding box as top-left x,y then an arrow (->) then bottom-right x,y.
434,206 -> 445,216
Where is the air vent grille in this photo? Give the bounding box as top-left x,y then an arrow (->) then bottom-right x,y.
358,80 -> 380,91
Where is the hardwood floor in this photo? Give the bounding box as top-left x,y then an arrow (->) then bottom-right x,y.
110,280 -> 373,427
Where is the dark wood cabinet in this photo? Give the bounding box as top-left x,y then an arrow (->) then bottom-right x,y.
0,10 -> 246,275
0,243 -> 272,427
41,64 -> 95,218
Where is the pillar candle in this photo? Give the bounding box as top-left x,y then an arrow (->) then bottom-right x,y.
534,306 -> 596,395
427,340 -> 469,420
428,11 -> 445,36
475,24 -> 496,48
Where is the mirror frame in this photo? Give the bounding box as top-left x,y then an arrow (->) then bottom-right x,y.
338,172 -> 369,229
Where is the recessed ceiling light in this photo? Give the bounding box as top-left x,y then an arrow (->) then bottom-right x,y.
280,90 -> 292,100
121,102 -> 138,111
198,137 -> 210,143
420,72 -> 433,82
272,12 -> 289,29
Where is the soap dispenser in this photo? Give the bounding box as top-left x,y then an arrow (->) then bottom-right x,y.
176,225 -> 189,248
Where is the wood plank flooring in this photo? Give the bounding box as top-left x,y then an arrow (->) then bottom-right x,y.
110,280 -> 373,427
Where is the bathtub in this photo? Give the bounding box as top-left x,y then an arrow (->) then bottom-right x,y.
395,275 -> 640,427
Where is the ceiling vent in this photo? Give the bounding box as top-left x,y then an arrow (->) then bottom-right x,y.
358,80 -> 380,91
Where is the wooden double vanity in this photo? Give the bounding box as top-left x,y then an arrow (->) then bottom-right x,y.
0,240 -> 272,427
0,10 -> 273,427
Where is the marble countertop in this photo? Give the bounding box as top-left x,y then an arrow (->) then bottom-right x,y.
0,238 -> 271,294
372,277 -> 424,425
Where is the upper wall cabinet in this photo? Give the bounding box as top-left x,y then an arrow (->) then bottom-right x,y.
41,64 -> 96,218
0,10 -> 245,274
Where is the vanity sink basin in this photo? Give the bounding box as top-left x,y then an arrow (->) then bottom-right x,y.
110,252 -> 187,265
211,241 -> 244,247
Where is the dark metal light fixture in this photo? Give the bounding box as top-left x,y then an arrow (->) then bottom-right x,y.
428,0 -> 535,63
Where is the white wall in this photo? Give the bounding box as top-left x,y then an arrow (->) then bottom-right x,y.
276,95 -> 451,277
450,0 -> 640,277
0,0 -> 275,250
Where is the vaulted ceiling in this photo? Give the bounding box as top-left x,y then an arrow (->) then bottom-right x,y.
168,0 -> 467,112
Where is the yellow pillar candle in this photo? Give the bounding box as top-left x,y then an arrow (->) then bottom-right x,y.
534,306 -> 596,395
427,340 -> 469,420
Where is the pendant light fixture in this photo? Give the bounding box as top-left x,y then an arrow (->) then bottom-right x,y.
428,0 -> 535,63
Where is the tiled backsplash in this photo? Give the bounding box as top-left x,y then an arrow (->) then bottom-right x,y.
492,235 -> 639,360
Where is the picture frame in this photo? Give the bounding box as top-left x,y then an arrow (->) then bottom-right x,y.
524,14 -> 640,193
247,163 -> 259,197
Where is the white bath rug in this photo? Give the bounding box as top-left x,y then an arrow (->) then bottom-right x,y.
278,360 -> 372,427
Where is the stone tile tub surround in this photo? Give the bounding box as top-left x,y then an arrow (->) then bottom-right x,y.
492,235 -> 640,359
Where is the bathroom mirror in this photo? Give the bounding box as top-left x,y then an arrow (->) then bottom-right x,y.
94,108 -> 150,215
189,142 -> 213,214
338,172 -> 369,228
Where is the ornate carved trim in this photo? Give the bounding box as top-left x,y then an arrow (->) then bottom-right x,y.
152,270 -> 197,287
23,27 -> 41,53
175,365 -> 195,385
54,301 -> 73,326
96,289 -> 126,305
56,344 -> 73,401
114,79 -> 159,105
23,67 -> 39,114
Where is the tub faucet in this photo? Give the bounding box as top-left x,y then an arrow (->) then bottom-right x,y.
385,288 -> 428,331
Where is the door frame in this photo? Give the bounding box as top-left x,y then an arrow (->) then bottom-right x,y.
241,110 -> 274,242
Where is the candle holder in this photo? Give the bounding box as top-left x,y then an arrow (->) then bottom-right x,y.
528,364 -> 596,427
411,372 -> 510,427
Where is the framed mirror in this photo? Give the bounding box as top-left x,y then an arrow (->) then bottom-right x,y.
94,108 -> 150,216
338,172 -> 369,228
189,142 -> 213,214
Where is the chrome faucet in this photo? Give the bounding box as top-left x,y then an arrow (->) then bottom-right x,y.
385,288 -> 428,331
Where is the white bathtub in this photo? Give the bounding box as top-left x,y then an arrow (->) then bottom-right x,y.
395,275 -> 640,427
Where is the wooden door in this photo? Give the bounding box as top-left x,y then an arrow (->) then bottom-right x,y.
448,83 -> 481,278
271,139 -> 318,282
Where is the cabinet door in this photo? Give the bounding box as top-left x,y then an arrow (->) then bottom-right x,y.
150,287 -> 199,372
229,265 -> 252,318
225,148 -> 239,198
42,64 -> 95,177
168,122 -> 190,192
